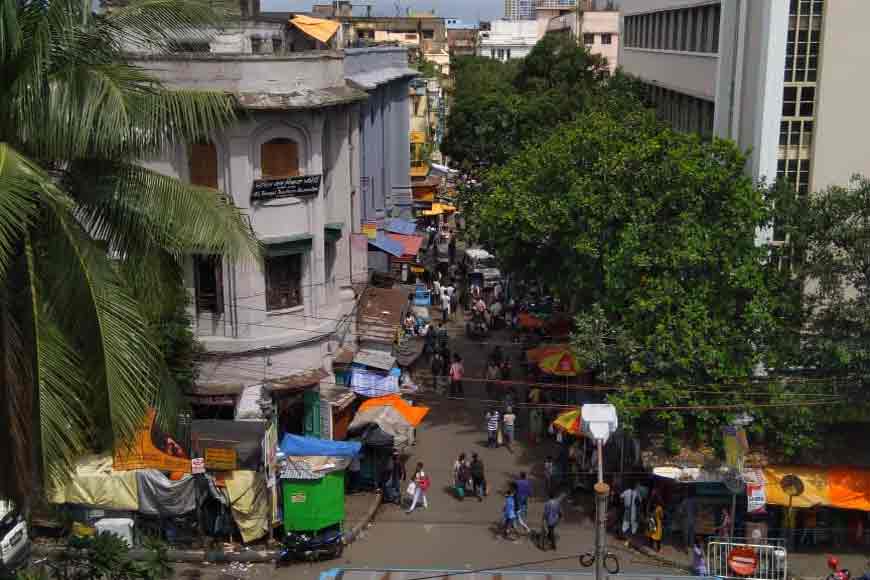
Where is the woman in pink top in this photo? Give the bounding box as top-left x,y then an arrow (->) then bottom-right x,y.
449,354 -> 464,397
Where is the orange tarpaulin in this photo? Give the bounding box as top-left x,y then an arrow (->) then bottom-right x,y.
357,394 -> 429,427
764,465 -> 870,512
829,467 -> 870,511
113,409 -> 191,473
290,15 -> 340,44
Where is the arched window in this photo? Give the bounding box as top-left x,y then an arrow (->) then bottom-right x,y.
189,142 -> 219,189
261,137 -> 299,178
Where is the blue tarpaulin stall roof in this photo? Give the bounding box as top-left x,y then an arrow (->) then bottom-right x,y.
368,232 -> 404,257
279,434 -> 361,458
385,218 -> 417,236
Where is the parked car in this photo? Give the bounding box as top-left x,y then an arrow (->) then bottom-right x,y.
0,503 -> 30,576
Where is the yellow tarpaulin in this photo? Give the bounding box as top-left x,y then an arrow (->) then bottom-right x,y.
224,471 -> 270,543
49,454 -> 139,511
290,15 -> 340,44
421,203 -> 457,217
764,465 -> 831,509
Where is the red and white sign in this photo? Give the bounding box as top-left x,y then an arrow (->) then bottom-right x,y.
747,482 -> 767,514
728,546 -> 759,576
191,457 -> 205,475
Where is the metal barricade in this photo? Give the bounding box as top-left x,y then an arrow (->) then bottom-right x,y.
707,538 -> 788,580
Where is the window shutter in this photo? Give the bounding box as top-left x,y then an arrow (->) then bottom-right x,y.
189,143 -> 219,189
261,139 -> 299,178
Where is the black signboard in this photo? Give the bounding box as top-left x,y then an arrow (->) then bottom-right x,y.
251,174 -> 321,202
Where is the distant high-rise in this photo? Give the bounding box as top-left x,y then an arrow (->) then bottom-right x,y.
504,0 -> 536,20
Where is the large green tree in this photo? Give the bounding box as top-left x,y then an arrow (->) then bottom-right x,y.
442,35 -> 613,171
0,0 -> 257,504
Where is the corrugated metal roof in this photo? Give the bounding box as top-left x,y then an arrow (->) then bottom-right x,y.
385,218 -> 418,235
369,232 -> 405,257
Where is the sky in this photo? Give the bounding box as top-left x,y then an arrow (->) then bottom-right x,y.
260,0 -> 504,22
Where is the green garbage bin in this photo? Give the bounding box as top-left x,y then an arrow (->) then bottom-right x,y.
282,471 -> 345,532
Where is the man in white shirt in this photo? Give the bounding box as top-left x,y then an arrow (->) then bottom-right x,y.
621,486 -> 640,536
441,291 -> 451,323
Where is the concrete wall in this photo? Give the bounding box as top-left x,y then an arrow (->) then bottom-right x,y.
135,53 -> 346,93
811,0 -> 870,192
620,48 -> 719,100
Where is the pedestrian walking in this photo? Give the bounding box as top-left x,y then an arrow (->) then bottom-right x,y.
449,354 -> 464,397
621,485 -> 641,537
502,483 -> 518,539
543,456 -> 554,496
441,291 -> 451,323
383,450 -> 406,504
515,472 -> 531,533
453,453 -> 470,500
485,409 -> 500,448
647,501 -> 664,552
503,407 -> 517,448
681,491 -> 697,550
407,462 -> 431,513
541,491 -> 562,551
691,538 -> 708,576
470,453 -> 486,501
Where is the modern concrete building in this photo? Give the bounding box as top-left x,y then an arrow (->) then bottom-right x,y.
618,0 -> 870,208
478,20 -> 539,61
504,0 -> 537,21
131,22 -> 415,432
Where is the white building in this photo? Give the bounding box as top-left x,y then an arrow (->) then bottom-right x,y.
479,20 -> 540,61
134,35 -> 414,434
544,7 -> 619,73
618,0 -> 870,209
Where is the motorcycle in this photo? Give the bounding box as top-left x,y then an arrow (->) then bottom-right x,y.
277,525 -> 344,564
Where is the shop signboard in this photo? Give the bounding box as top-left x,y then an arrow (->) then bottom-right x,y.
251,175 -> 321,203
204,448 -> 237,471
747,482 -> 766,514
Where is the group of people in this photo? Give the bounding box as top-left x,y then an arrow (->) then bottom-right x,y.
451,452 -> 487,501
433,275 -> 458,324
484,407 -> 517,449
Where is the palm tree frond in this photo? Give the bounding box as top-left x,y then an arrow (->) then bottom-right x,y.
78,162 -> 259,260
101,0 -> 238,53
26,238 -> 89,492
0,144 -> 48,278
40,200 -> 160,449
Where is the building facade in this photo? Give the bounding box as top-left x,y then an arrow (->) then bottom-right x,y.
478,20 -> 539,61
619,0 -> 870,205
544,6 -> 619,73
133,32 -> 414,428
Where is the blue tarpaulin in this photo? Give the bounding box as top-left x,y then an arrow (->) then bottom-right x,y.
351,368 -> 399,398
279,434 -> 361,458
385,218 -> 417,236
368,232 -> 404,257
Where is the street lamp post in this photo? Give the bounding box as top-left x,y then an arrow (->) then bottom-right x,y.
582,404 -> 618,580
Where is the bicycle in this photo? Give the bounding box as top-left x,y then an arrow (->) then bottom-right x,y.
579,551 -> 620,575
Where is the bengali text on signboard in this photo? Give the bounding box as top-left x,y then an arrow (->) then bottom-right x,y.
204,447 -> 238,471
251,175 -> 321,203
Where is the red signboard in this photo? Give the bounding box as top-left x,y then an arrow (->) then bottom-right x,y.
728,546 -> 759,576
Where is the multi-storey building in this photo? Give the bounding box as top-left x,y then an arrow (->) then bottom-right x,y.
618,0 -> 870,206
504,0 -> 537,21
130,10 -> 415,434
542,1 -> 620,73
